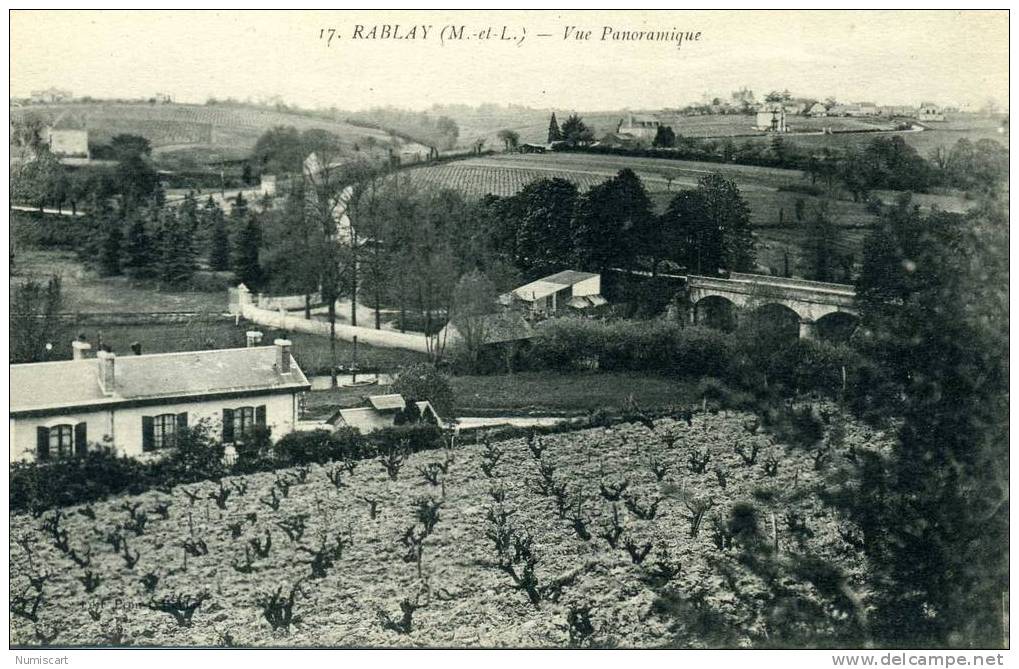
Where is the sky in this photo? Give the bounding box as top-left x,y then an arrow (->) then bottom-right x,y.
10,10 -> 1010,112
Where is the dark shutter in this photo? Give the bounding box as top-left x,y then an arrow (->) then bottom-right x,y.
36,426 -> 50,461
177,413 -> 188,429
142,416 -> 155,452
223,408 -> 235,442
255,405 -> 267,426
74,422 -> 88,456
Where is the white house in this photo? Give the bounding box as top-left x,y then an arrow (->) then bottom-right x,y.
328,394 -> 441,434
501,270 -> 605,316
754,103 -> 787,132
9,339 -> 310,463
918,103 -> 945,122
616,114 -> 662,143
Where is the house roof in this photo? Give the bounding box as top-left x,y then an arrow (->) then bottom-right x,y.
566,294 -> 608,309
330,399 -> 438,433
367,394 -> 407,411
10,346 -> 310,416
511,270 -> 599,301
49,111 -> 87,131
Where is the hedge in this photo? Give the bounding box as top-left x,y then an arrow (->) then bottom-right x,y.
10,423 -> 450,514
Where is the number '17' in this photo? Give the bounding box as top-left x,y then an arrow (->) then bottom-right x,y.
320,28 -> 337,46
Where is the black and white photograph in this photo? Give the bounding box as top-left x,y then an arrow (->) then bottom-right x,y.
6,8 -> 1011,655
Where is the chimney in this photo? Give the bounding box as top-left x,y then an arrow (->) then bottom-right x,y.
96,350 -> 115,395
72,339 -> 92,360
246,330 -> 264,347
274,338 -> 292,374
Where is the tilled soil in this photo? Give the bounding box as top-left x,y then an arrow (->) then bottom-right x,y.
10,407 -> 891,648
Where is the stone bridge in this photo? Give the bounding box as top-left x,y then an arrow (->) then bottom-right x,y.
686,272 -> 858,339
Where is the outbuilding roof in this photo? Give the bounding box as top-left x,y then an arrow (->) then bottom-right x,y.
10,346 -> 310,416
511,270 -> 599,302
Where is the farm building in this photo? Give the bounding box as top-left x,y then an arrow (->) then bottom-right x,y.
808,103 -> 828,117
30,87 -> 72,104
327,394 -> 440,434
44,112 -> 89,158
616,114 -> 662,142
918,103 -> 945,122
879,105 -> 918,117
9,339 -> 310,463
501,270 -> 605,316
754,103 -> 788,132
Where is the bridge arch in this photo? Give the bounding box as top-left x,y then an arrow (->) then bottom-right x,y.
692,295 -> 739,331
747,303 -> 803,342
814,311 -> 860,342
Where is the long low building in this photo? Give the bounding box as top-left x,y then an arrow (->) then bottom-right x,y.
9,339 -> 310,463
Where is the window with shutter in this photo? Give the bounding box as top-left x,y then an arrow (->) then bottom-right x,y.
223,408 -> 235,443
256,405 -> 267,426
74,422 -> 88,456
142,416 -> 155,452
36,426 -> 50,461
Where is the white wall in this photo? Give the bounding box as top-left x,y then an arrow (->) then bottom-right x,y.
10,392 -> 299,463
573,276 -> 601,297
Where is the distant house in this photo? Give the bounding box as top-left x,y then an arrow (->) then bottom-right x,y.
44,111 -> 89,159
754,103 -> 787,132
30,87 -> 72,104
808,102 -> 828,117
9,338 -> 311,463
918,103 -> 945,122
517,143 -> 548,154
501,270 -> 605,316
440,310 -> 536,348
877,105 -> 918,118
829,104 -> 862,117
327,394 -> 441,434
856,102 -> 880,116
616,114 -> 662,143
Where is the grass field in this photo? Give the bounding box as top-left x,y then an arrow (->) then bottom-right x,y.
11,102 -> 397,167
303,371 -> 699,419
11,248 -> 228,314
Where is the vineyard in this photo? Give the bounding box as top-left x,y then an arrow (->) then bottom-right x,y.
10,405 -> 889,647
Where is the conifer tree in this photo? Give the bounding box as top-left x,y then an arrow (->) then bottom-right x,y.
233,213 -> 263,288
206,197 -> 231,271
99,219 -> 123,277
123,209 -> 154,277
547,112 -> 562,143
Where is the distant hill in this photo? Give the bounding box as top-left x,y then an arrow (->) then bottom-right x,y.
10,102 -> 401,167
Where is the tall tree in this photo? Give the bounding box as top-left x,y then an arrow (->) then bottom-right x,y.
450,269 -> 499,372
572,169 -> 652,273
497,129 -> 520,151
232,213 -> 263,289
653,125 -> 677,148
99,219 -> 123,277
205,196 -> 231,271
505,178 -> 578,276
547,112 -> 562,143
847,195 -> 1008,647
801,199 -> 841,282
157,208 -> 195,286
10,276 -> 67,363
123,209 -> 154,277
659,174 -> 755,274
560,114 -> 594,147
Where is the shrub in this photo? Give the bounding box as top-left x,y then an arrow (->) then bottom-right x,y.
391,363 -> 456,417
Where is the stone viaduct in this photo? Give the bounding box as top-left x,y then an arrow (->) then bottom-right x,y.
686,272 -> 858,339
